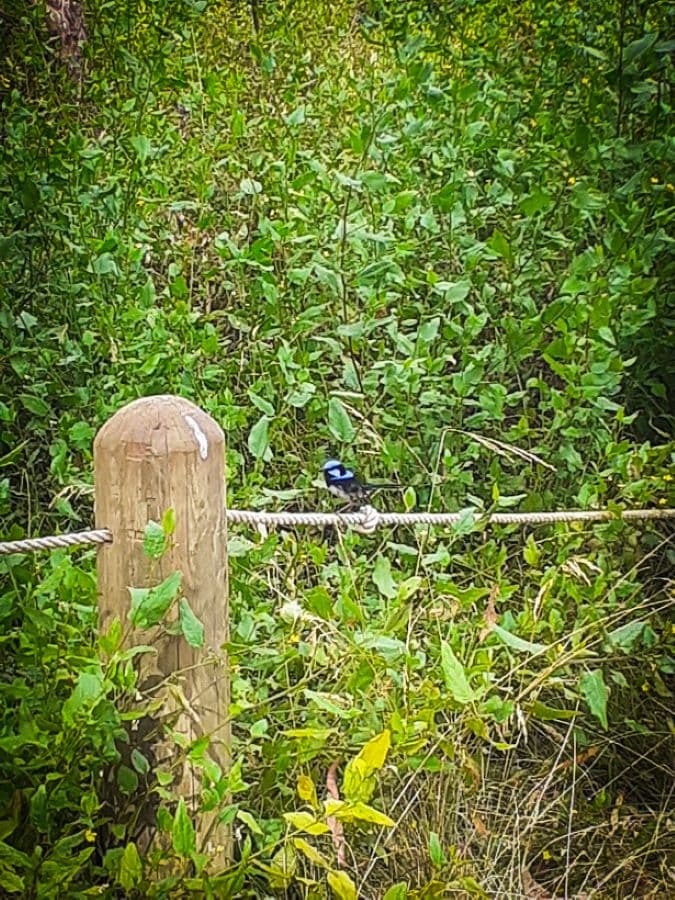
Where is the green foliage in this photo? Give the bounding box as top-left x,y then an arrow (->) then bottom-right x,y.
1,0 -> 673,895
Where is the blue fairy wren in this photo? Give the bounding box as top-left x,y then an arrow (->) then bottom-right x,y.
322,459 -> 399,506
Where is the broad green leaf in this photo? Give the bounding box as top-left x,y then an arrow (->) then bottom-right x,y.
62,669 -> 105,725
283,811 -> 330,835
361,170 -> 388,191
129,571 -> 182,629
519,190 -> 552,216
247,415 -> 270,459
580,670 -> 609,730
117,765 -> 138,794
119,842 -> 142,891
383,884 -> 408,900
428,831 -> 445,867
143,520 -> 165,560
440,642 -> 476,704
492,624 -> 548,654
419,317 -> 440,342
19,395 -> 50,417
487,229 -> 511,261
328,869 -> 358,900
285,105 -> 306,126
622,32 -> 658,64
131,135 -> 151,163
328,397 -> 355,442
373,555 -> 397,599
172,798 -> 196,857
236,809 -> 263,835
179,598 -> 205,648
130,749 -> 150,775
607,620 -> 645,652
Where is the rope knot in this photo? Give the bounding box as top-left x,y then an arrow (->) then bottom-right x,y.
355,504 -> 380,535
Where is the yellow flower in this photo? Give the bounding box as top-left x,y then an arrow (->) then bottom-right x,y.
650,177 -> 659,184
85,829 -> 96,843
581,77 -> 590,85
666,184 -> 674,192
663,474 -> 672,482
658,497 -> 667,506
567,176 -> 576,186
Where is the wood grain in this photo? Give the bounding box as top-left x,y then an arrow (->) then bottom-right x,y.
94,394 -> 230,866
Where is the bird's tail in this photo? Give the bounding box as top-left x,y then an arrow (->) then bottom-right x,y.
365,483 -> 401,491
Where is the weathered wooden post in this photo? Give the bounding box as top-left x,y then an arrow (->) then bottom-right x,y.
94,395 -> 230,866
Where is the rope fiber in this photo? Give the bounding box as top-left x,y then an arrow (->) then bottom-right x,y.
1,506 -> 674,555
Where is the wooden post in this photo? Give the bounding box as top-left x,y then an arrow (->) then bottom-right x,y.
94,395 -> 230,866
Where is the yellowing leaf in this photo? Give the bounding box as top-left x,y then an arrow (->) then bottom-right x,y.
292,837 -> 330,868
297,774 -> 319,809
343,729 -> 391,801
328,869 -> 358,900
283,810 -> 330,835
324,799 -> 395,827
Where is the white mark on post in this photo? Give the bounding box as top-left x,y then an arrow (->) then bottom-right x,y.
184,414 -> 209,460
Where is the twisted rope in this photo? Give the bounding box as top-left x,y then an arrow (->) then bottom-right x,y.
1,507 -> 674,555
0,528 -> 113,556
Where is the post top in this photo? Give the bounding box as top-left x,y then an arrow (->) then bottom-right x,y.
94,395 -> 224,459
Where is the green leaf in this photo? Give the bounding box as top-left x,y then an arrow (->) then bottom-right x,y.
607,620 -> 645,652
428,831 -> 445,867
372,555 -> 397,599
247,415 -> 270,459
172,798 -> 196,857
19,395 -> 50,418
131,135 -> 151,163
129,571 -> 182,629
492,624 -> 548,654
361,171 -> 388,191
131,749 -> 149,775
117,765 -> 138,795
285,105 -> 306,126
62,669 -> 105,725
236,809 -> 263,835
179,598 -> 205,648
622,32 -> 658,64
118,842 -> 142,891
487,229 -> 511,261
161,507 -> 176,536
440,642 -> 476,704
143,520 -> 166,560
328,397 -> 356,442
383,884 -> 408,900
419,317 -> 440,342
580,670 -> 609,730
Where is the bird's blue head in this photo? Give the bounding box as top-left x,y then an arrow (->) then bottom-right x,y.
322,459 -> 343,473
